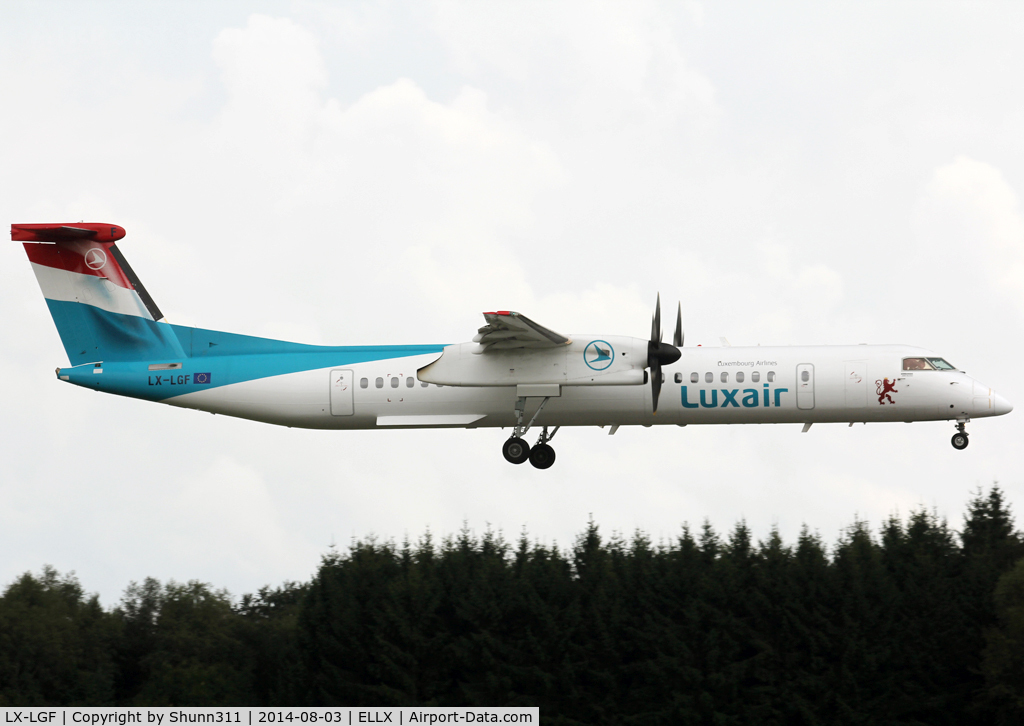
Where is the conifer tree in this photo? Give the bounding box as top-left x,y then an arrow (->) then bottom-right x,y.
982,557 -> 1024,722
0,567 -> 117,706
3,484 -> 1022,721
117,580 -> 250,706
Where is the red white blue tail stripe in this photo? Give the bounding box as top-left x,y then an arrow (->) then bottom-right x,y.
14,222 -> 444,405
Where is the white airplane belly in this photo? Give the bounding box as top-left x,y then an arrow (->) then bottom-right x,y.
164,366 -> 349,428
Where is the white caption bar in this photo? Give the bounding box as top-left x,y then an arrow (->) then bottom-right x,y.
0,708 -> 538,726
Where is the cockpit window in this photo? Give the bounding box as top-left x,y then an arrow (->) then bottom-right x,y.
903,357 -> 957,371
903,358 -> 934,371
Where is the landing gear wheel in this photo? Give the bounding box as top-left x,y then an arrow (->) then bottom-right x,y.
503,437 -> 531,464
529,443 -> 556,470
951,432 -> 969,450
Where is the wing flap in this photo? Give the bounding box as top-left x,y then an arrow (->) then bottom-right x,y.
475,311 -> 570,352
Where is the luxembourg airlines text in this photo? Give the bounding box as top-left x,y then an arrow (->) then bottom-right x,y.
680,384 -> 790,409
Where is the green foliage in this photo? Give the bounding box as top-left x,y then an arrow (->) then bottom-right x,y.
0,566 -> 117,705
1,484 -> 1022,724
982,558 -> 1024,722
116,579 -> 250,705
235,583 -> 308,705
111,578 -> 307,706
297,488 -> 1024,725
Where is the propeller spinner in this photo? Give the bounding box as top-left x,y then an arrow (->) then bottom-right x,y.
648,293 -> 681,413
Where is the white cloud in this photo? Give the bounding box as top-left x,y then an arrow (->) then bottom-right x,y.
655,242 -> 846,345
213,15 -> 328,148
197,18 -> 574,341
159,456 -> 314,582
916,156 -> 1024,318
432,0 -> 718,132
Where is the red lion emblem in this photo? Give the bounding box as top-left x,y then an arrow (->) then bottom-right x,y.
875,377 -> 898,405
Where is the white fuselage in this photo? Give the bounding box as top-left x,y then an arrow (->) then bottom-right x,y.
163,342 -> 1010,431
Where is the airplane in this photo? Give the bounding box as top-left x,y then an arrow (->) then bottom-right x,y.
14,221 -> 1013,469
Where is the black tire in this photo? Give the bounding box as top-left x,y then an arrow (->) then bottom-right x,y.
529,443 -> 556,469
951,432 -> 969,450
503,437 -> 531,464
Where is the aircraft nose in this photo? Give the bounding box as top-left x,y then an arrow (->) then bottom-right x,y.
993,392 -> 1014,416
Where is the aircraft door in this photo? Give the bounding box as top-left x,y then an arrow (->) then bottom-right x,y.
796,363 -> 815,410
330,369 -> 354,416
844,361 -> 867,408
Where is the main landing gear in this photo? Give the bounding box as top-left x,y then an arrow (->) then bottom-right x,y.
503,427 -> 559,469
529,428 -> 557,469
502,437 -> 531,464
951,420 -> 970,451
503,395 -> 559,469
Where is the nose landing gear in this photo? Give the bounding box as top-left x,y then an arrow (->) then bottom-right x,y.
951,420 -> 969,450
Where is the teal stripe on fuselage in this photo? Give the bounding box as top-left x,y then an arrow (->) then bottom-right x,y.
169,323 -> 347,357
60,346 -> 445,401
50,302 -> 446,401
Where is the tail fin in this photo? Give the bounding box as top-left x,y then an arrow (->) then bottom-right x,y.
14,223 -> 186,364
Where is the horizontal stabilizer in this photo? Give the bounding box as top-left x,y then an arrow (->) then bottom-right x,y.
11,223 -> 126,243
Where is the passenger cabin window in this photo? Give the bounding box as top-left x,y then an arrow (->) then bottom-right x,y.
721,372 -> 728,383
375,377 -> 383,388
705,372 -> 713,383
360,378 -> 368,389
801,371 -> 810,382
674,372 -> 683,384
752,371 -> 760,383
736,371 -> 744,383
690,372 -> 699,383
767,371 -> 776,382
391,377 -> 399,388
406,377 -> 414,388
421,381 -> 428,388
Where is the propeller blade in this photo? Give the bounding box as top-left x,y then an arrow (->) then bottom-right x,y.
673,302 -> 683,347
654,293 -> 662,343
646,293 -> 680,414
651,363 -> 662,413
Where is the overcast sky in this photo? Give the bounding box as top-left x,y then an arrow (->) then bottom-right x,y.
2,1 -> 1023,604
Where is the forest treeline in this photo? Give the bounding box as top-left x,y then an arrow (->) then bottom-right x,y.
4,487 -> 1024,724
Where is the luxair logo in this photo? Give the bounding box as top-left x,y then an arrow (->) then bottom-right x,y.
681,384 -> 790,409
584,340 -> 614,371
84,248 -> 107,270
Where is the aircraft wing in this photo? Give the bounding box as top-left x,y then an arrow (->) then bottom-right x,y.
473,311 -> 571,351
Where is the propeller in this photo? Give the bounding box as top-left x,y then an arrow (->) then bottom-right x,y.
648,293 -> 681,413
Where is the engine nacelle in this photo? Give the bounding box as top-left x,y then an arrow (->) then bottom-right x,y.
418,335 -> 647,387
